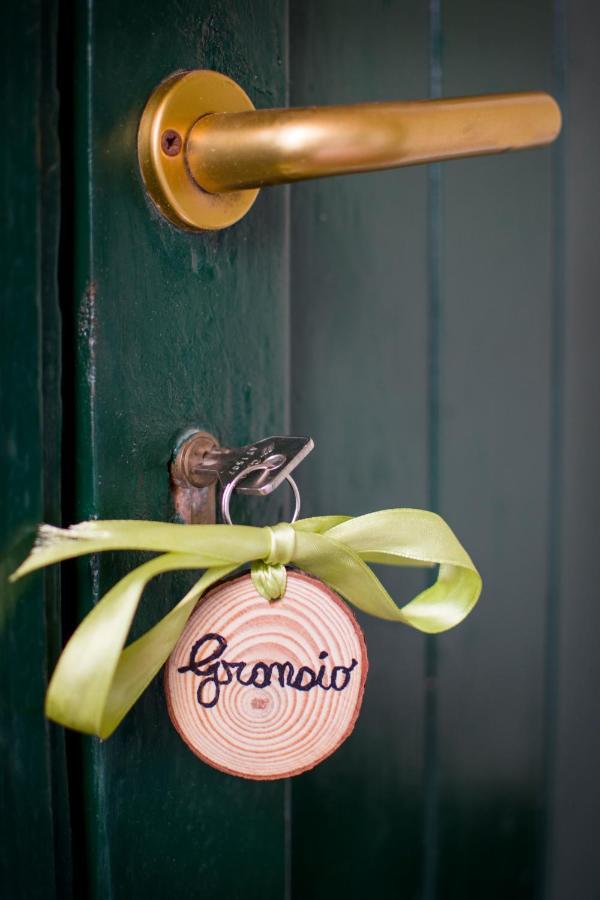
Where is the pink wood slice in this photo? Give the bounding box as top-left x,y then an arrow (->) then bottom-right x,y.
165,570 -> 368,780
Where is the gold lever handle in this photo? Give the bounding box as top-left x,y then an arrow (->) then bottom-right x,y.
138,70 -> 561,231
188,93 -> 560,193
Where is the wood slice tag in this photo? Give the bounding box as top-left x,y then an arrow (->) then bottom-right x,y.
165,570 -> 368,780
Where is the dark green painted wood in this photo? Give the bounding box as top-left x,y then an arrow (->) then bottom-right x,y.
0,3 -> 71,898
69,1 -> 290,896
549,2 -> 600,897
4,2 -> 600,897
435,1 -> 555,896
290,2 -> 430,896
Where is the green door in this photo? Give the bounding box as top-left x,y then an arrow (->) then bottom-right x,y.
3,1 -> 600,898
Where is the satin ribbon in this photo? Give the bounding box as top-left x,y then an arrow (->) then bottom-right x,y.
10,509 -> 481,739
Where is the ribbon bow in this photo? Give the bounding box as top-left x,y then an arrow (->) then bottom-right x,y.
10,509 -> 481,739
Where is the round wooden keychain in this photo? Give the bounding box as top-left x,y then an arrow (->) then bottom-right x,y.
165,470 -> 368,780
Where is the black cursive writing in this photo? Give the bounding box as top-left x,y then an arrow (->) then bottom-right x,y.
178,632 -> 358,708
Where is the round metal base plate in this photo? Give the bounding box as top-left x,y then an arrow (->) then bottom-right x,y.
137,70 -> 259,231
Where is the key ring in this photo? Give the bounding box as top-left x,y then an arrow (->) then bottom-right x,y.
221,463 -> 301,525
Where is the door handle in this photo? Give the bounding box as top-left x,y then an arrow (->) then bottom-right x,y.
138,70 -> 561,231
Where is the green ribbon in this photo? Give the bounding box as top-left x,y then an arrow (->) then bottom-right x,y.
10,509 -> 481,739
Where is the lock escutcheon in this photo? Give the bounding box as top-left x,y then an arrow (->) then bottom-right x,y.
171,431 -> 313,524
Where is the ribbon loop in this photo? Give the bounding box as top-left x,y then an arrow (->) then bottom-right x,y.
251,560 -> 288,602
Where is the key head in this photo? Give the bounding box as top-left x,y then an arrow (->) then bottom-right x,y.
217,436 -> 314,495
179,434 -> 314,494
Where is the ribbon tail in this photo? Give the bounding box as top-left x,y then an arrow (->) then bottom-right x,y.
45,552 -> 219,736
99,565 -> 237,738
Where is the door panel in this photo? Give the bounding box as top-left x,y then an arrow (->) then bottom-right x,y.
436,1 -> 554,896
550,2 -> 600,896
68,2 -> 289,896
289,2 -> 582,900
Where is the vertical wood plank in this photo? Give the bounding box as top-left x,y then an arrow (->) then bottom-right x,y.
71,2 -> 290,896
548,1 -> 600,896
0,2 -> 71,897
290,2 -> 430,896
423,3 -> 443,895
435,1 -> 555,895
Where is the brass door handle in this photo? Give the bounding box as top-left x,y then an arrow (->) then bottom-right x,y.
138,70 -> 561,231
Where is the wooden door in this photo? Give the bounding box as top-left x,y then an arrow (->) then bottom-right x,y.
2,1 -> 600,898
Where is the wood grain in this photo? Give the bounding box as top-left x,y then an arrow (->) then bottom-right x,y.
0,2 -> 71,897
165,571 -> 368,780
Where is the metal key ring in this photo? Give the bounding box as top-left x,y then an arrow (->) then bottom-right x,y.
221,463 -> 301,525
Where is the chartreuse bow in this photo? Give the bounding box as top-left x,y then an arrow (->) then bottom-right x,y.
10,509 -> 481,739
